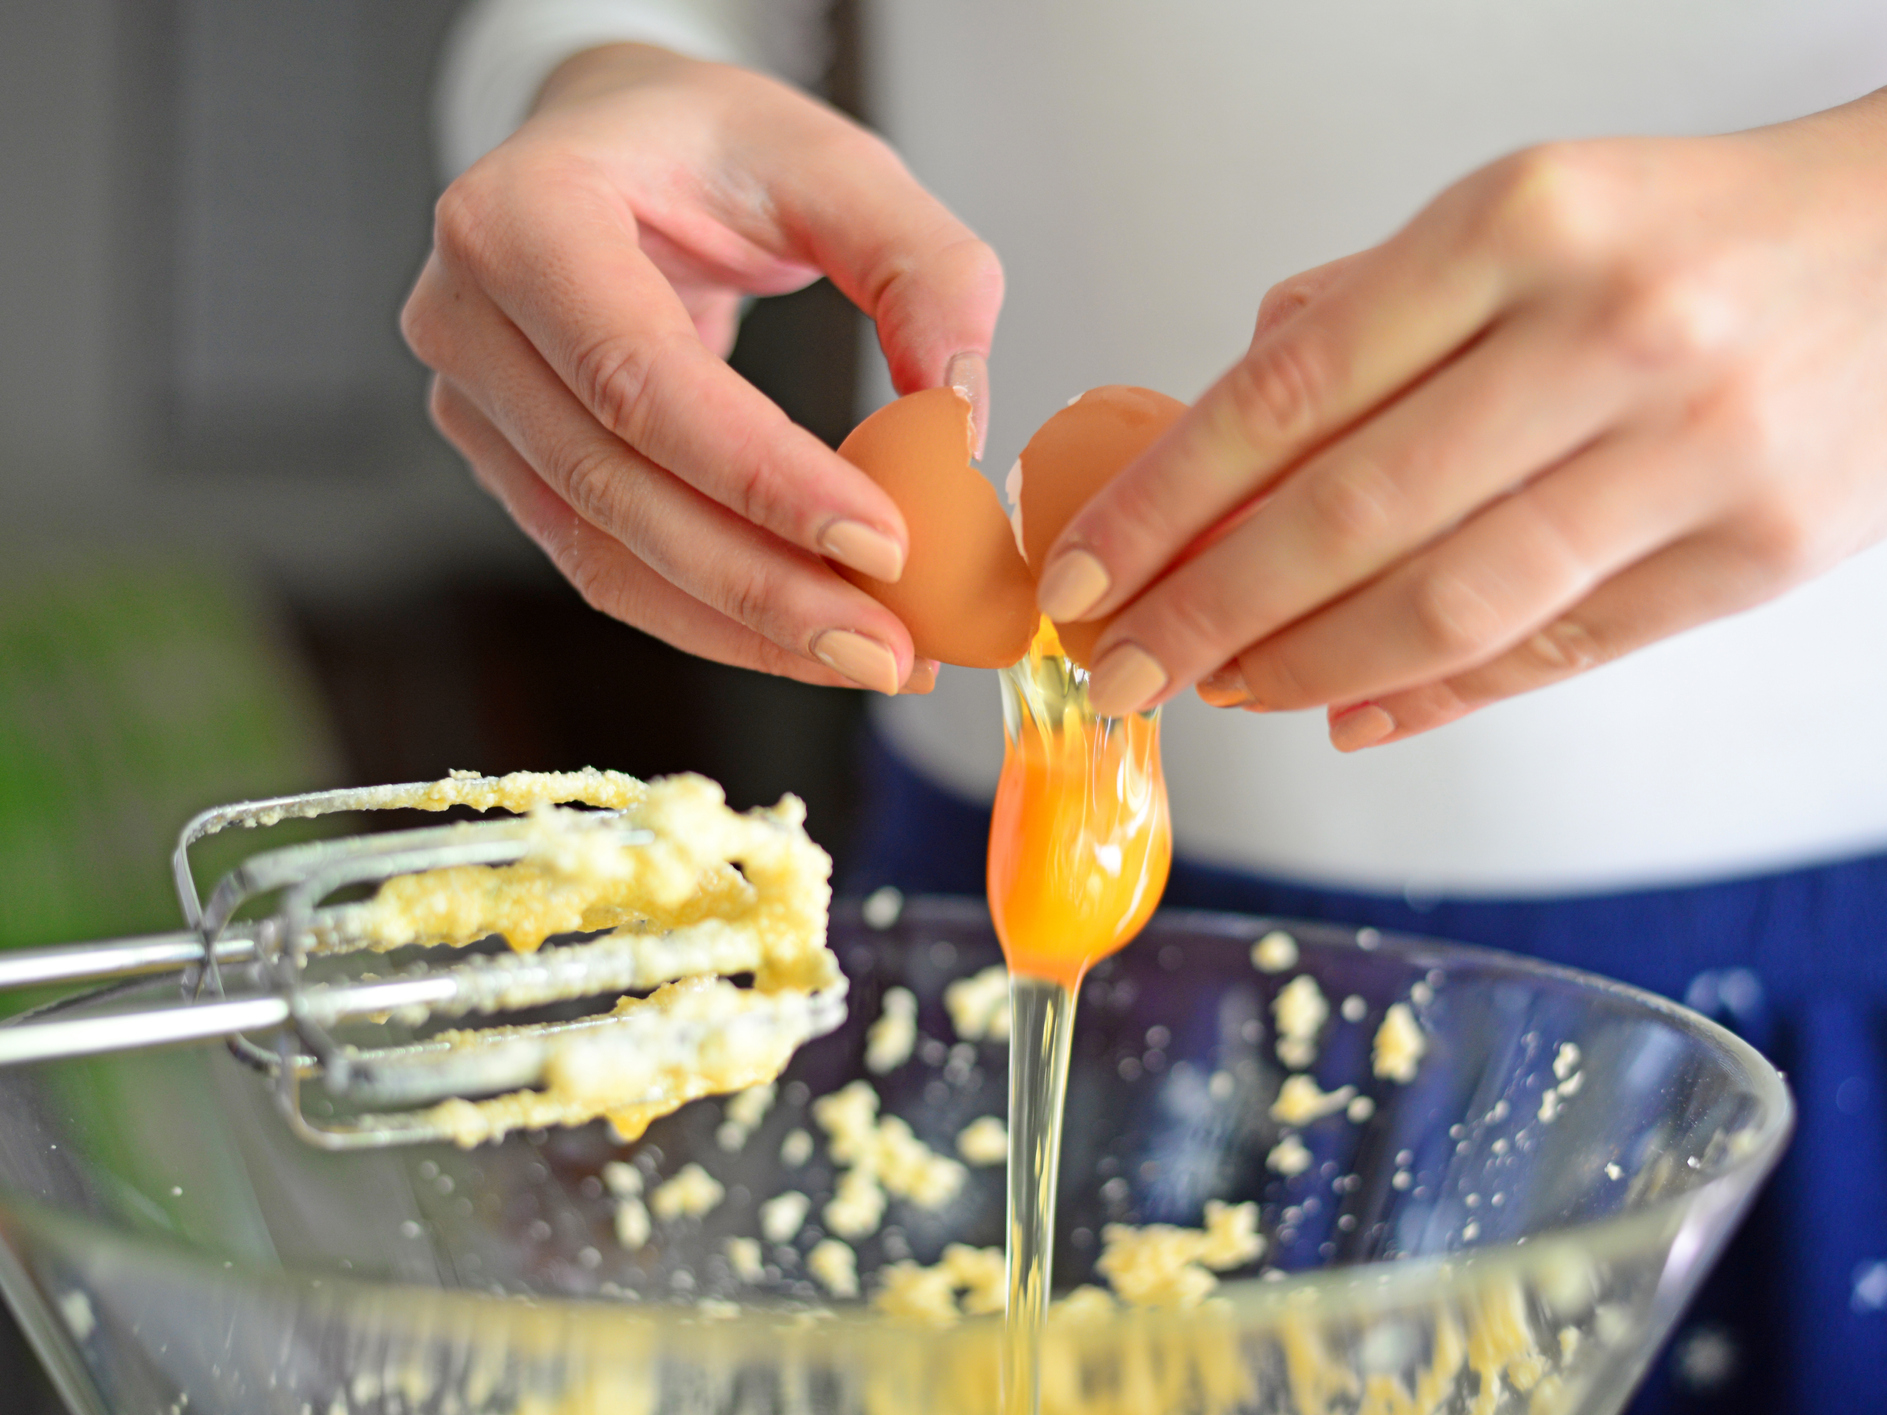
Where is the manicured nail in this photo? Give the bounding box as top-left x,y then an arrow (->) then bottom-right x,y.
1036,550 -> 1111,622
820,518 -> 905,583
1330,703 -> 1395,752
1196,663 -> 1253,708
901,658 -> 940,695
944,351 -> 989,460
812,629 -> 902,696
1527,620 -> 1596,672
1087,643 -> 1169,717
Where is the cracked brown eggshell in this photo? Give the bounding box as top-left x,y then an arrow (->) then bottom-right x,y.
833,387 -> 1039,668
1017,385 -> 1188,666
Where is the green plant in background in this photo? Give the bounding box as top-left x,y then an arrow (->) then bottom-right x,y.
0,555 -> 343,1239
0,555 -> 338,958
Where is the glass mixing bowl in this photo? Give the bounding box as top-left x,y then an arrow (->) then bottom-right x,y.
0,899 -> 1790,1415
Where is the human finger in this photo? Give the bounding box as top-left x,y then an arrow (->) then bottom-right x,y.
1084,309 -> 1630,713
1327,526 -> 1794,748
1248,250 -> 1371,344
525,50 -> 1004,424
1035,191 -> 1511,630
902,658 -> 940,696
763,129 -> 1005,424
429,376 -> 875,688
424,170 -> 913,585
416,277 -> 920,693
1194,661 -> 1253,708
1233,430 -> 1729,712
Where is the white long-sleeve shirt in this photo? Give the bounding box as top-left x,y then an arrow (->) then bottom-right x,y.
440,0 -> 1887,897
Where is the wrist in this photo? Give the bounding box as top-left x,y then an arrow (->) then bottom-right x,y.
533,41 -> 700,117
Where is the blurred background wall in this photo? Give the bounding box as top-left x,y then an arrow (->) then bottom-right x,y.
0,5 -> 863,1402
0,0 -> 870,926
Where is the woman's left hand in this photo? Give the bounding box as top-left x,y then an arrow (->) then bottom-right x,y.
1038,90 -> 1887,748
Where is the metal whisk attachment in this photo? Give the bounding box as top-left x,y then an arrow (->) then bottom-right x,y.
0,771 -> 845,1150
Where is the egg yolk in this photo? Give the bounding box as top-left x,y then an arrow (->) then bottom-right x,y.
987,620 -> 1172,987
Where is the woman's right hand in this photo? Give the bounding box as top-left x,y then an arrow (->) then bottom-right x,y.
401,43 -> 1004,695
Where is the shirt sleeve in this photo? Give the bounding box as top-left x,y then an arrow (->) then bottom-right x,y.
434,0 -> 832,180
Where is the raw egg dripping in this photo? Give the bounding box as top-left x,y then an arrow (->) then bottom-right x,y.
835,383 -> 1185,1415
986,618 -> 1168,1415
834,382 -> 1187,982
991,387 -> 1184,985
987,618 -> 1171,987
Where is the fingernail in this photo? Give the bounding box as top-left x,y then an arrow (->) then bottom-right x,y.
1527,620 -> 1596,672
901,658 -> 940,694
820,518 -> 905,583
1196,663 -> 1253,709
1037,550 -> 1111,622
1087,642 -> 1169,717
812,629 -> 902,696
1330,703 -> 1395,752
943,351 -> 990,460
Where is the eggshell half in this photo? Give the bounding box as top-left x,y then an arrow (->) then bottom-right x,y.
1017,385 -> 1187,665
834,388 -> 1038,668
